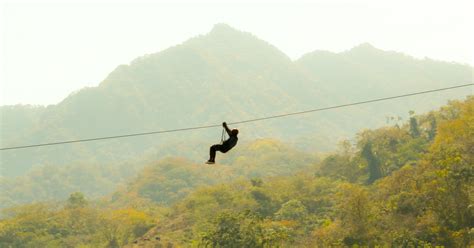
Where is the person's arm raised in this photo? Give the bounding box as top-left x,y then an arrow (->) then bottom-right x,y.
223,122 -> 232,136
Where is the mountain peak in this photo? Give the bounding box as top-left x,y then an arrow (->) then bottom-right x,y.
200,23 -> 291,62
209,23 -> 241,34
347,43 -> 382,54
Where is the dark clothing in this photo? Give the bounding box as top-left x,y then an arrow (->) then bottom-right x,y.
222,135 -> 238,152
208,122 -> 238,162
209,144 -> 222,162
208,135 -> 238,162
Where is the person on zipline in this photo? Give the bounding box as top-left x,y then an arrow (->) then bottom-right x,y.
206,122 -> 239,164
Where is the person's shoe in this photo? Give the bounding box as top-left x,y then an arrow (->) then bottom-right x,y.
206,160 -> 215,164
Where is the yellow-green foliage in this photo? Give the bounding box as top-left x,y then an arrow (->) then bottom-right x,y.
1,97 -> 472,247
0,193 -> 155,248
152,97 -> 473,247
109,140 -> 319,207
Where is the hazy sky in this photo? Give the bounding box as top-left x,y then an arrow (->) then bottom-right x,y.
1,0 -> 473,106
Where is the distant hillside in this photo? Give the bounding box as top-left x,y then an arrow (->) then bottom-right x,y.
108,139 -> 319,207
1,23 -> 472,178
127,96 -> 474,247
0,139 -> 318,209
2,97 -> 471,247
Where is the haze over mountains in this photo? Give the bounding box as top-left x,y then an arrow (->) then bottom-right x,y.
1,23 -> 472,178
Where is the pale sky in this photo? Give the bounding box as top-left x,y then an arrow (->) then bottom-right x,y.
1,0 -> 473,106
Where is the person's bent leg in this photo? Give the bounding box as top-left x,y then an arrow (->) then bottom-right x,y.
209,144 -> 221,162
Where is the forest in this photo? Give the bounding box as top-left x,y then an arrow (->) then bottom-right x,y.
0,95 -> 472,247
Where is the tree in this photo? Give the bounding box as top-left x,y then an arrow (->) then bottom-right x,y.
425,97 -> 474,246
275,200 -> 308,222
201,211 -> 254,248
335,184 -> 374,246
409,117 -> 420,138
201,210 -> 288,247
361,142 -> 382,184
427,114 -> 437,141
67,192 -> 88,208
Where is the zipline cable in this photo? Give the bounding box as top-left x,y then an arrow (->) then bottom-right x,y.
1,83 -> 472,151
229,83 -> 473,125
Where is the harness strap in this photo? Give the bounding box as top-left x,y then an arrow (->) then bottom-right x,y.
221,128 -> 226,144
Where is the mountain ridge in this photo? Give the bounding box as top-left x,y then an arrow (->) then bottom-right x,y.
1,23 -> 472,178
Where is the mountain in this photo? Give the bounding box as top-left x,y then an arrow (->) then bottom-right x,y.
1,23 -> 472,178
2,97 -> 471,247
297,42 -> 472,100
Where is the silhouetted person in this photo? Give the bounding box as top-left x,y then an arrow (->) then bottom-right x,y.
206,122 -> 239,164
